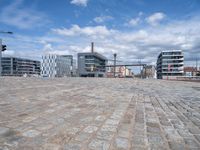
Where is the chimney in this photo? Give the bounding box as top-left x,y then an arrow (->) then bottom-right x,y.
91,42 -> 94,53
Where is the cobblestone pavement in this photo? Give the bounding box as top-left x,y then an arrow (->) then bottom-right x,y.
0,77 -> 200,150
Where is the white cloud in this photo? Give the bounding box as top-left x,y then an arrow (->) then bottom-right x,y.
94,15 -> 113,23
117,30 -> 148,43
2,50 -> 15,56
0,0 -> 49,29
127,17 -> 140,26
146,12 -> 166,26
43,43 -> 53,51
52,24 -> 116,39
70,0 -> 89,7
125,12 -> 144,27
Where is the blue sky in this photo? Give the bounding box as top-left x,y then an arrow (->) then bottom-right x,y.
0,0 -> 200,70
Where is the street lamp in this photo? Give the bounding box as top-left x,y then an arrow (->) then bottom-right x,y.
0,31 -> 13,76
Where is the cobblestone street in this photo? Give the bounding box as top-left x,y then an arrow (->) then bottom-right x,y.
0,77 -> 200,150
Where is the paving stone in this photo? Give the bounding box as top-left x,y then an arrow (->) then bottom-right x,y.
184,138 -> 200,148
131,136 -> 146,146
149,144 -> 168,150
22,130 -> 41,138
0,127 -> 9,136
147,126 -> 161,134
101,124 -> 117,132
194,135 -> 200,142
75,132 -> 91,142
105,119 -> 120,126
22,116 -> 37,123
168,141 -> 185,150
95,116 -> 106,122
83,126 -> 98,134
88,139 -> 110,150
64,143 -> 81,150
118,129 -> 130,138
147,134 -> 164,145
177,129 -> 193,138
133,129 -> 145,137
97,131 -> 114,141
115,137 -> 129,149
130,145 -> 147,150
188,127 -> 200,135
43,143 -> 61,150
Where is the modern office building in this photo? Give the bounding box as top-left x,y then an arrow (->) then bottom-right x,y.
41,54 -> 72,77
157,50 -> 184,79
62,55 -> 77,76
1,57 -> 40,76
78,43 -> 107,77
78,52 -> 107,77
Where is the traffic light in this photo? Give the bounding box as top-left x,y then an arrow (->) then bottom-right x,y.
2,45 -> 6,51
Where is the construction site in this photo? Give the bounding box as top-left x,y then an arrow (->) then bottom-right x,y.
0,77 -> 200,150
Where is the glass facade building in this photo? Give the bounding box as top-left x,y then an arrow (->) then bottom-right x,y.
1,57 -> 40,76
157,50 -> 184,79
41,54 -> 73,77
78,52 -> 107,77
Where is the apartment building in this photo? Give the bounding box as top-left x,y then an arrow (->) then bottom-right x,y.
107,66 -> 132,78
141,65 -> 156,79
41,54 -> 72,77
157,50 -> 184,79
1,57 -> 40,76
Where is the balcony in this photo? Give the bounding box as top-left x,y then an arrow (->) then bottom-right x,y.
162,70 -> 184,73
162,62 -> 184,65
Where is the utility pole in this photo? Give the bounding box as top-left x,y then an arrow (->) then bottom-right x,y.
139,59 -> 142,79
113,53 -> 117,78
124,66 -> 126,78
196,58 -> 198,72
0,39 -> 2,76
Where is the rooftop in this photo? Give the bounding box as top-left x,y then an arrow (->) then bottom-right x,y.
161,50 -> 182,52
78,52 -> 107,61
0,77 -> 200,149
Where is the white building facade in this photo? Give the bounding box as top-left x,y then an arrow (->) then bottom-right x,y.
41,54 -> 72,77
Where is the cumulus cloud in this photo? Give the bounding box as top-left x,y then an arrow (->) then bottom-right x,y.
70,0 -> 89,7
117,30 -> 148,42
94,15 -> 113,23
146,12 -> 166,26
2,50 -> 15,56
43,43 -> 53,51
125,12 -> 144,27
127,17 -> 140,26
52,24 -> 116,39
0,0 -> 49,29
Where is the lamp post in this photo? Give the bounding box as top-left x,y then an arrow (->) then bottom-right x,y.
113,53 -> 117,78
0,31 -> 13,76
